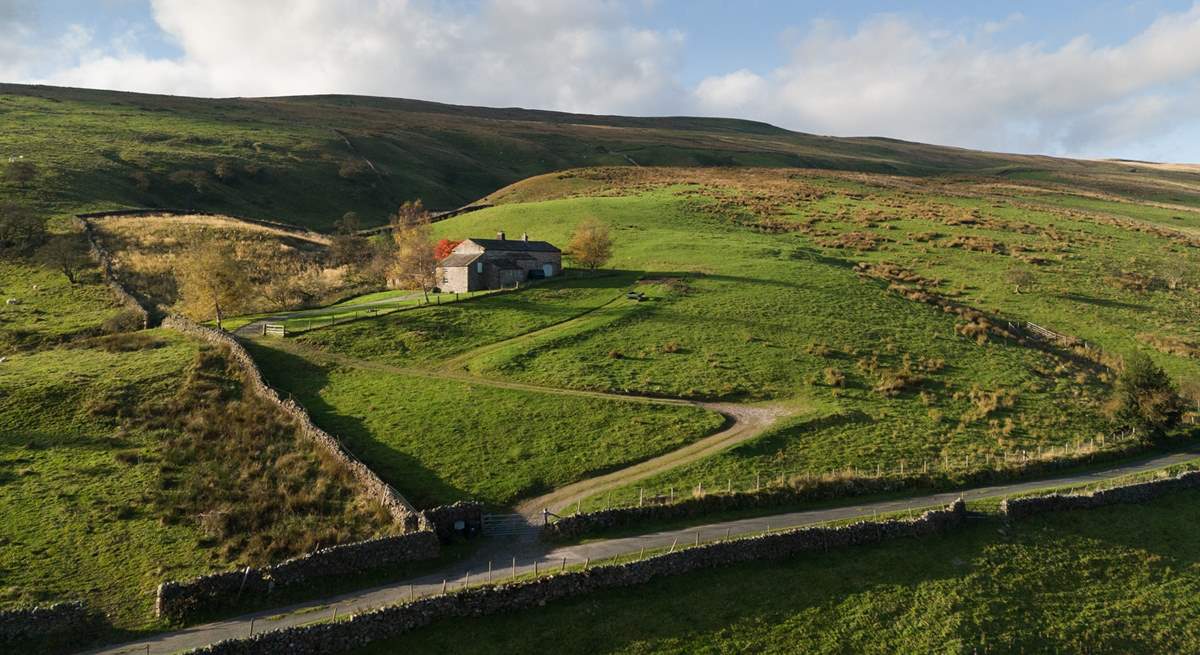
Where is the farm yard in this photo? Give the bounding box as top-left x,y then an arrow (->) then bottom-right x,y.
2,83 -> 1200,655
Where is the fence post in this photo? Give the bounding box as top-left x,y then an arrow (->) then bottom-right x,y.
512,557 -> 516,580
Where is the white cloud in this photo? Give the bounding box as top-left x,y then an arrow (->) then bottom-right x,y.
36,0 -> 684,115
692,7 -> 1200,156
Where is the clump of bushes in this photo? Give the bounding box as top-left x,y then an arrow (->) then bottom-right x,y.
101,308 -> 146,334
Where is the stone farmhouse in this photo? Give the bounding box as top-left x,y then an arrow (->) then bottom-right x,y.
436,231 -> 562,293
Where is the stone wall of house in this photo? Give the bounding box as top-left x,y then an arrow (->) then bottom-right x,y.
155,530 -> 442,621
1001,470 -> 1200,520
437,264 -> 473,293
76,217 -> 150,329
185,501 -> 965,654
0,601 -> 95,645
160,315 -> 420,527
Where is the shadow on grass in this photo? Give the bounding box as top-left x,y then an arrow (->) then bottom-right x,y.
243,340 -> 472,509
1056,292 -> 1150,312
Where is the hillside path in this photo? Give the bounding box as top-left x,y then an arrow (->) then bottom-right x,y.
82,446 -> 1200,655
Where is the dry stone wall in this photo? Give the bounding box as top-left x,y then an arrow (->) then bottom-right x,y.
0,601 -> 95,645
160,315 -> 419,525
1001,470 -> 1200,520
420,501 -> 484,541
76,208 -> 324,239
185,501 -> 966,654
156,530 -> 441,621
76,217 -> 150,329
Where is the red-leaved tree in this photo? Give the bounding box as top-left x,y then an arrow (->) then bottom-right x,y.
435,239 -> 462,260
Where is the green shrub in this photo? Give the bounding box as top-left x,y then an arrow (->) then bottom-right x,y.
1107,351 -> 1186,438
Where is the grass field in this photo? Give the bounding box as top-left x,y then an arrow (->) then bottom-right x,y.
0,257 -> 120,352
0,330 -> 394,634
355,489 -> 1200,654
247,340 -> 724,508
296,272 -> 640,368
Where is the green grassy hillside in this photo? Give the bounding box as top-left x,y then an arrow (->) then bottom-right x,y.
259,163 -> 1200,514
5,83 -> 1200,230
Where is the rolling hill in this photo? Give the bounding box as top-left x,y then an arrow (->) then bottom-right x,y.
5,83 -> 1200,231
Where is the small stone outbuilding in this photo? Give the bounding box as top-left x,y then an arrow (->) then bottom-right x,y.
437,231 -> 561,293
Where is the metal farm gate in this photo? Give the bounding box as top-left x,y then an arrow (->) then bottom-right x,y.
481,514 -> 535,537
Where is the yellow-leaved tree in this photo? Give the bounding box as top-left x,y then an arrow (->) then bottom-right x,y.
176,245 -> 252,329
565,218 -> 613,271
389,200 -> 438,302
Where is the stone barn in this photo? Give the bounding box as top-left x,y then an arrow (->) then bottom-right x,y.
437,231 -> 562,293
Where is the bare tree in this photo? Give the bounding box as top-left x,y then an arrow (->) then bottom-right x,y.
260,259 -> 325,310
565,218 -> 613,271
0,201 -> 46,255
37,234 -> 90,284
1005,268 -> 1036,294
331,212 -> 372,268
3,160 -> 38,185
389,200 -> 437,301
175,246 -> 252,329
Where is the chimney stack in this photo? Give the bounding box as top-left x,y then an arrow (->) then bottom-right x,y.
497,230 -> 506,241
522,232 -> 528,242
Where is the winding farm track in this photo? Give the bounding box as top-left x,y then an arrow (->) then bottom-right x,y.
83,446 -> 1200,655
256,336 -> 797,516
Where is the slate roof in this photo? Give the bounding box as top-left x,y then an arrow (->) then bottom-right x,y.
463,238 -> 560,253
439,252 -> 482,267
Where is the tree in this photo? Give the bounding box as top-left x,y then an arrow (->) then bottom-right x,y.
0,202 -> 46,255
1005,269 -> 1035,294
338,159 -> 370,181
389,200 -> 437,301
213,160 -> 238,182
434,238 -> 462,260
3,160 -> 38,185
37,234 -> 90,284
176,246 -> 252,329
1106,351 -> 1185,438
169,169 -> 210,194
565,218 -> 613,271
330,212 -> 371,268
261,260 -> 324,310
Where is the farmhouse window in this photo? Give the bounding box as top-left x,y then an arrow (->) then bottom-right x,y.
476,262 -> 484,273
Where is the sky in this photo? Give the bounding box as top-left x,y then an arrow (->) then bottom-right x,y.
4,0 -> 1200,162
